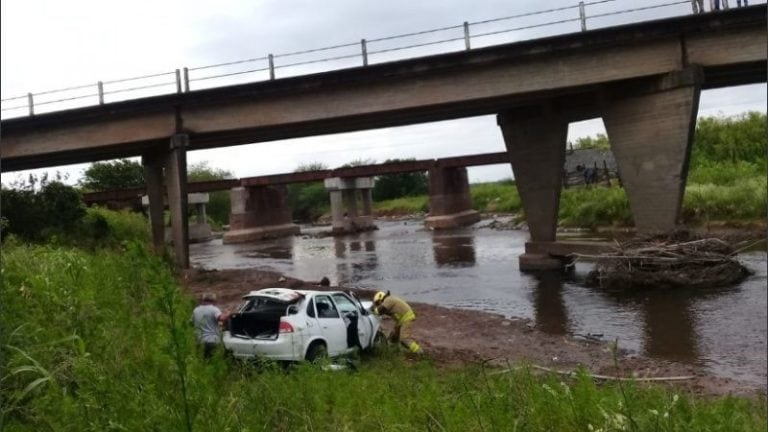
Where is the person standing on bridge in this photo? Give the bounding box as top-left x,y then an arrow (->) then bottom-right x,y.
191,292 -> 228,359
372,291 -> 422,354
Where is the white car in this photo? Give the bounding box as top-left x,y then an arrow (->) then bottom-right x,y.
222,288 -> 382,362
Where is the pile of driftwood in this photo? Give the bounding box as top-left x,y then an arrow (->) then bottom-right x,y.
581,236 -> 753,290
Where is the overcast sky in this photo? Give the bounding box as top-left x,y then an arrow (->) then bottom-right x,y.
2,0 -> 765,186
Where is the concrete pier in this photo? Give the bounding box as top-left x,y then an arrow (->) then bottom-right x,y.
324,177 -> 376,235
141,192 -> 213,243
223,185 -> 300,243
425,166 -> 480,229
603,70 -> 701,234
498,108 -> 568,271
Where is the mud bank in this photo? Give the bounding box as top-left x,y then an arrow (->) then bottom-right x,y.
182,267 -> 766,397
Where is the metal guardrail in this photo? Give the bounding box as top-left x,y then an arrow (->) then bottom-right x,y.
0,0 -> 758,119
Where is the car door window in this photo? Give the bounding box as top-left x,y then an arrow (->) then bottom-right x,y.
315,295 -> 340,319
306,298 -> 316,318
331,294 -> 359,315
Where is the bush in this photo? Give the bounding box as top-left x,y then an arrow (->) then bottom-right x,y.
287,182 -> 330,222
470,183 -> 522,213
1,182 -> 85,242
559,186 -> 632,228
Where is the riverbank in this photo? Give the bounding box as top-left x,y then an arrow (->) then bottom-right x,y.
183,266 -> 766,398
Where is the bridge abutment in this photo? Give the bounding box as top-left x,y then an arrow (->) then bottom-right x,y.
498,108 -> 569,271
425,166 -> 480,229
324,177 -> 376,234
603,71 -> 701,234
223,185 -> 300,243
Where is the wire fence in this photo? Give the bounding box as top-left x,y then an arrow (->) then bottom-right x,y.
1,0 -> 760,119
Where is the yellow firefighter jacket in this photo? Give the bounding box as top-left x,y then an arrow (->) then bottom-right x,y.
376,295 -> 416,324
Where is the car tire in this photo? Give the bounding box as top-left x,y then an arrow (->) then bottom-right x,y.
306,342 -> 328,363
369,330 -> 387,352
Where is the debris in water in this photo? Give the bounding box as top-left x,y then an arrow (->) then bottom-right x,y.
578,235 -> 752,290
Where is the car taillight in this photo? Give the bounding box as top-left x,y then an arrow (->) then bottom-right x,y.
279,321 -> 294,333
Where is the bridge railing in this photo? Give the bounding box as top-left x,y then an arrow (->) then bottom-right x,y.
1,0 -> 759,119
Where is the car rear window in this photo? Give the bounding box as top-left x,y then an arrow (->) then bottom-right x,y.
240,297 -> 289,314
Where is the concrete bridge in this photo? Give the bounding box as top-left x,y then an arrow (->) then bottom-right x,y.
83,151 -> 511,241
2,7 -> 765,269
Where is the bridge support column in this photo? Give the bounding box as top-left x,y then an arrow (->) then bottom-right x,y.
324,177 -> 376,235
498,108 -> 568,271
424,166 -> 480,229
142,152 -> 166,255
166,134 -> 190,268
223,185 -> 300,243
603,71 -> 701,234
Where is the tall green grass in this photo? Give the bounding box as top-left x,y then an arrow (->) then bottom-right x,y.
683,177 -> 767,222
373,196 -> 428,214
470,182 -> 522,213
2,242 -> 766,430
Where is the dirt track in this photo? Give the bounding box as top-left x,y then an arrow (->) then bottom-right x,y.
182,267 -> 766,397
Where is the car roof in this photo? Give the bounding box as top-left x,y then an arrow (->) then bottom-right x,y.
242,287 -> 347,302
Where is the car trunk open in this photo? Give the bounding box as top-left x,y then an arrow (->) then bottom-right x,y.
228,295 -> 301,340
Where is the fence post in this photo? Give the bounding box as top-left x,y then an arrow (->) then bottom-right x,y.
27,93 -> 34,116
98,81 -> 104,105
361,39 -> 368,66
183,67 -> 190,92
463,21 -> 471,50
268,54 -> 275,80
175,69 -> 182,93
579,1 -> 587,31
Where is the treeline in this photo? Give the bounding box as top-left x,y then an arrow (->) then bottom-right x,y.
0,161 -> 233,244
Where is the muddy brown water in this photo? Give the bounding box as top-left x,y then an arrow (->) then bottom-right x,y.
191,220 -> 767,387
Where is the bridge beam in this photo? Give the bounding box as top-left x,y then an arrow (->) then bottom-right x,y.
324,177 -> 376,235
498,107 -> 569,271
603,69 -> 702,234
425,166 -> 480,230
223,185 -> 300,243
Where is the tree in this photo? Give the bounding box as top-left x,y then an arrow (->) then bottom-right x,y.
571,133 -> 611,150
287,162 -> 330,222
1,180 -> 85,241
80,159 -> 144,191
692,111 -> 767,164
372,158 -> 428,201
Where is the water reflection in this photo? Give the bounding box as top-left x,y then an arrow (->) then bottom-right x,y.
243,239 -> 294,260
432,233 -> 476,267
333,235 -> 378,285
588,286 -> 726,365
532,272 -> 569,335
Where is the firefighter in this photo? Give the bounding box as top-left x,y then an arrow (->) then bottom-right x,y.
372,291 -> 422,354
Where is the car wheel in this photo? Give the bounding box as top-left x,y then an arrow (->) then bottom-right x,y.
306,342 -> 328,363
370,330 -> 387,351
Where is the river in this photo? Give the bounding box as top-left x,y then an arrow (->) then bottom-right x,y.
191,219 -> 767,385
